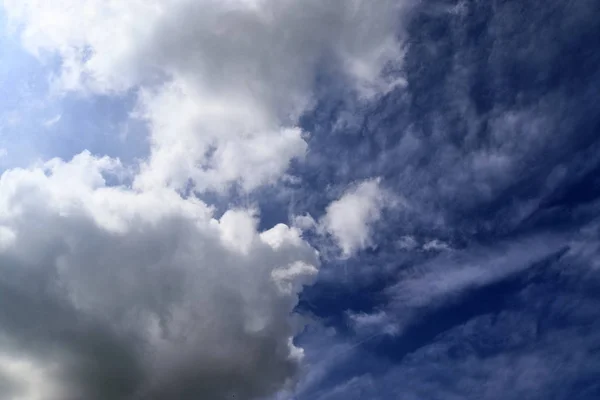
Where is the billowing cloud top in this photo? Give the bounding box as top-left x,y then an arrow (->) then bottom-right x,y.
3,0 -> 409,192
0,151 -> 320,399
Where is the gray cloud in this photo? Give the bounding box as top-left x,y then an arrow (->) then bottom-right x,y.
0,153 -> 319,399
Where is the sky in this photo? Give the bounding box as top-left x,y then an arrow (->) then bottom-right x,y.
0,0 -> 599,399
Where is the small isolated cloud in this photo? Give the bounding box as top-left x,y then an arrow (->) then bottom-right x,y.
320,178 -> 392,258
422,239 -> 451,252
42,114 -> 61,128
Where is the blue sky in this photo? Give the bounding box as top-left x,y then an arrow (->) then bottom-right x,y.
0,0 -> 599,399
0,12 -> 147,171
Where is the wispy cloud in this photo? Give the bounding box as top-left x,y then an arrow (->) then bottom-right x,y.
42,114 -> 61,127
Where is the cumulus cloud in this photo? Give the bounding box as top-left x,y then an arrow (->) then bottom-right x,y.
320,178 -> 392,257
0,151 -> 319,399
3,0 -> 411,193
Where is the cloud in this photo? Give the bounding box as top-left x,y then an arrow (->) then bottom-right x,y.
0,1 -> 416,398
293,213 -> 318,232
347,310 -> 399,336
396,235 -> 418,250
0,151 -> 320,399
317,236 -> 570,359
287,0 -> 600,249
372,235 -> 568,332
42,114 -> 61,128
421,239 -> 451,252
286,1 -> 600,398
319,178 -> 392,257
300,318 -> 600,400
3,0 -> 412,193
7,0 -> 597,399
293,228 -> 600,400
0,354 -> 63,400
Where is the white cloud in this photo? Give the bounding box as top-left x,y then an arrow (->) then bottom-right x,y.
320,178 -> 391,257
2,0 -> 412,193
42,114 -> 61,128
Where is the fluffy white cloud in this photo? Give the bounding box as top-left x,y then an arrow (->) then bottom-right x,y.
320,178 -> 391,257
2,0 -> 411,193
0,152 -> 319,399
